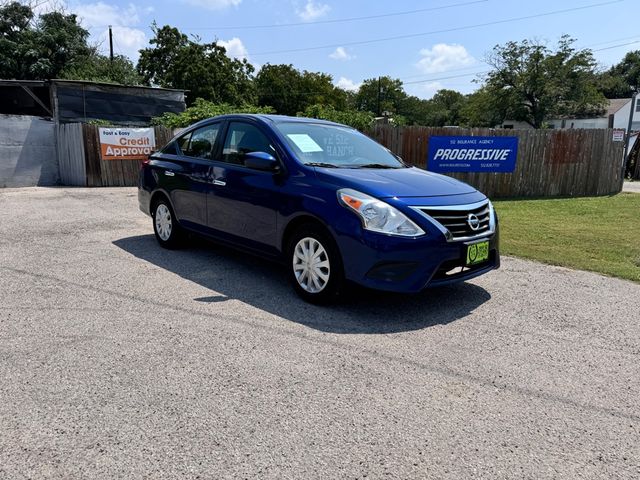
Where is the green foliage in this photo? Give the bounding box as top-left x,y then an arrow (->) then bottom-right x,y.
597,50 -> 640,98
255,64 -> 347,115
138,24 -> 255,106
418,89 -> 467,126
0,2 -> 92,80
355,76 -> 406,116
61,54 -> 141,85
298,104 -> 375,130
484,36 -> 606,128
151,98 -> 275,128
459,87 -> 505,128
86,119 -> 115,126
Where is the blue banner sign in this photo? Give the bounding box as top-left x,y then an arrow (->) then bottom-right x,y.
427,136 -> 518,173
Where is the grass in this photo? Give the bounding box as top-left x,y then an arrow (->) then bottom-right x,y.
493,193 -> 640,283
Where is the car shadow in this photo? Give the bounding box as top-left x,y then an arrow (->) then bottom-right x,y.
112,234 -> 492,334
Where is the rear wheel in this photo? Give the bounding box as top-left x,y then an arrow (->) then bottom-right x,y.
152,198 -> 183,249
287,224 -> 344,303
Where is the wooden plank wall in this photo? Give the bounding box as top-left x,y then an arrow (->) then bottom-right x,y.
368,126 -> 625,198
84,125 -> 174,187
58,124 -> 624,196
56,123 -> 86,186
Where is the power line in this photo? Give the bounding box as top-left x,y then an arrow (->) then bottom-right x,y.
400,64 -> 488,81
250,0 -> 623,56
180,0 -> 489,30
592,40 -> 640,52
585,35 -> 640,48
403,70 -> 489,85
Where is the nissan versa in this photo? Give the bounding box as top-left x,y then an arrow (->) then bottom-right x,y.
138,114 -> 499,302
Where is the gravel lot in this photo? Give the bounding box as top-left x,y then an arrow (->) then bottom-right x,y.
1,187 -> 639,479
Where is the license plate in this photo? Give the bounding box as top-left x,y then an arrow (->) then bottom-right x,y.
466,241 -> 489,266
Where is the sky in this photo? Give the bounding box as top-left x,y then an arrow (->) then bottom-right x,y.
39,0 -> 639,99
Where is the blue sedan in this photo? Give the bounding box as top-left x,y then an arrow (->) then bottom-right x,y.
138,114 -> 499,302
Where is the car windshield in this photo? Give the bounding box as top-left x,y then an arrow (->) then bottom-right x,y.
275,122 -> 406,169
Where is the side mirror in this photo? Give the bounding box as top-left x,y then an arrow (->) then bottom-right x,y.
244,151 -> 280,172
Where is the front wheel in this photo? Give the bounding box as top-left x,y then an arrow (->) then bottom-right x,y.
152,199 -> 183,249
287,224 -> 344,303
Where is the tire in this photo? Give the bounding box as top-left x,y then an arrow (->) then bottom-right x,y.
286,223 -> 344,303
152,198 -> 183,249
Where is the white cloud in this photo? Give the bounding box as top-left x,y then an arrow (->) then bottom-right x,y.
415,43 -> 475,74
329,47 -> 353,61
296,1 -> 330,21
183,0 -> 241,10
335,77 -> 361,92
73,2 -> 141,28
417,81 -> 444,99
72,2 -> 148,60
218,37 -> 249,61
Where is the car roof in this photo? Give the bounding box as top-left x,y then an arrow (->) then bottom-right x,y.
188,113 -> 347,130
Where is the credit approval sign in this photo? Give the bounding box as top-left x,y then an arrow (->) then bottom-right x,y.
99,127 -> 156,160
427,136 -> 518,173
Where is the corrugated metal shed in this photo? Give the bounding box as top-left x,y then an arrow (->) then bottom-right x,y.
50,80 -> 186,125
0,79 -> 186,125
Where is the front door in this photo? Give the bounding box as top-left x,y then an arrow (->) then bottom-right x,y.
206,120 -> 281,252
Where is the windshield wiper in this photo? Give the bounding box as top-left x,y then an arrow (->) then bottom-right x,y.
305,162 -> 340,168
347,163 -> 400,169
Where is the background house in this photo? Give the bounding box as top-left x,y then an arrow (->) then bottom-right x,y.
500,98 -> 640,131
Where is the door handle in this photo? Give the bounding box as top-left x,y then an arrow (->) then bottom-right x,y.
213,179 -> 226,186
164,170 -> 175,177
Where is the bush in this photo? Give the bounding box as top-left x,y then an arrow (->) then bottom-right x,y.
298,104 -> 375,131
152,98 -> 275,128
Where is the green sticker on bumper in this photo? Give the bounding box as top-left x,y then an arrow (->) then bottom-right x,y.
466,241 -> 489,266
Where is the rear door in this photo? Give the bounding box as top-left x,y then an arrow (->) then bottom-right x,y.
163,123 -> 222,231
206,120 -> 283,252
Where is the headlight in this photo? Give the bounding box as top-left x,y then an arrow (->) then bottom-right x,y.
337,188 -> 425,237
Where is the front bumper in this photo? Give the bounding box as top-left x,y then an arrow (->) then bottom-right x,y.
337,223 -> 500,293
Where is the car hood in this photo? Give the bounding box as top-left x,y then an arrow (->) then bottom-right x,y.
315,166 -> 478,198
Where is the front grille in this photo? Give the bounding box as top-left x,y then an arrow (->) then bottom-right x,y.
416,201 -> 492,241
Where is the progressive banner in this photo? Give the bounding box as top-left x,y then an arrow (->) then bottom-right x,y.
99,128 -> 156,161
427,136 -> 518,173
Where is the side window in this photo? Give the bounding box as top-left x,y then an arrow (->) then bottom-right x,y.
179,124 -> 220,160
222,122 -> 275,165
177,131 -> 192,154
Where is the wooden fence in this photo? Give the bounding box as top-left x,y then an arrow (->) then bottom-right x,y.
57,124 -> 174,187
58,123 -> 625,197
368,126 -> 625,198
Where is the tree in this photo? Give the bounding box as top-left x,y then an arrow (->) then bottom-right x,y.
459,87 -> 505,127
62,54 -> 141,85
299,104 -> 375,131
152,98 -> 275,128
484,36 -> 606,128
422,89 -> 467,126
137,24 -> 256,106
255,64 -> 347,115
355,76 -> 406,115
0,2 -> 92,80
597,50 -> 640,98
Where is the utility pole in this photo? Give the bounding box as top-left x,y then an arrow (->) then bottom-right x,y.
108,25 -> 114,63
623,91 -> 637,179
377,77 -> 381,117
